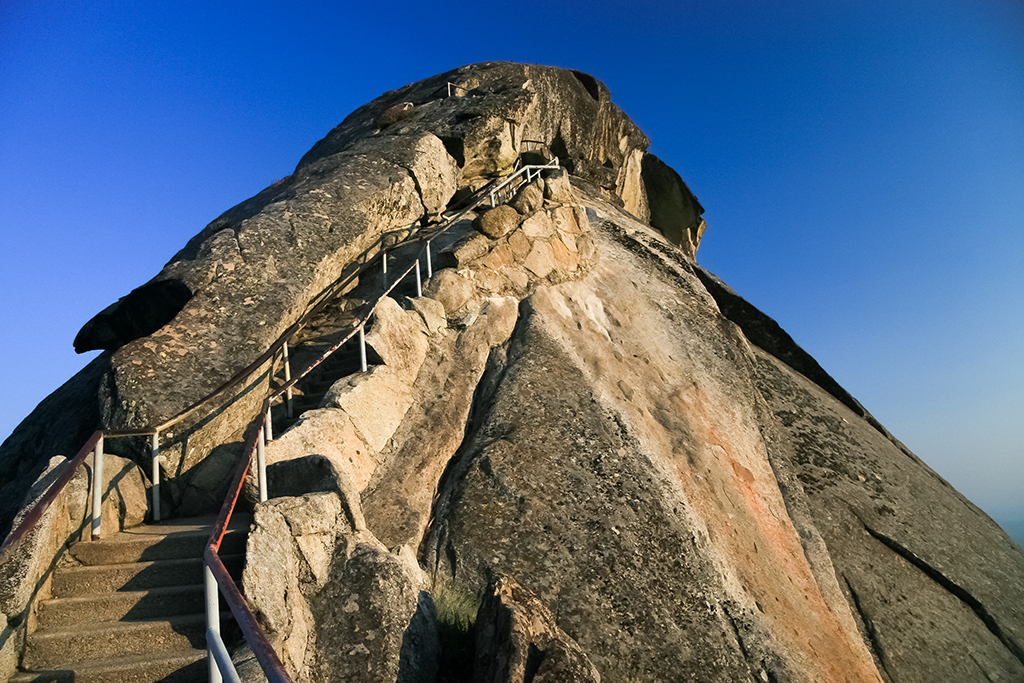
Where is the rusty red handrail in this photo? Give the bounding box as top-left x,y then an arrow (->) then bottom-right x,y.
204,408 -> 291,681
0,431 -> 102,562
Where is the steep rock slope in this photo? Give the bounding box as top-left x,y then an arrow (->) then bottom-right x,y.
3,63 -> 1022,683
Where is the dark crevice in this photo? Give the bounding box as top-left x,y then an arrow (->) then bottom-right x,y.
722,608 -> 759,683
523,643 -> 545,683
569,70 -> 601,101
396,164 -> 430,219
74,279 -> 193,353
843,574 -> 897,683
860,519 -> 1024,667
438,136 -> 466,167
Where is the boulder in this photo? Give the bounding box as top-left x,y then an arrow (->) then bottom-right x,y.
437,232 -> 492,270
520,212 -> 555,240
473,205 -> 521,239
94,452 -> 148,533
542,168 -> 574,203
511,182 -> 544,215
423,269 -> 476,318
0,456 -> 90,682
363,297 -> 429,378
640,152 -> 705,257
264,409 -> 375,492
473,576 -> 600,683
361,296 -> 519,549
406,296 -> 447,336
309,543 -> 438,683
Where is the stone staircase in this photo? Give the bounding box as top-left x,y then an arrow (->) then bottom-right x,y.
11,514 -> 250,682
271,298 -> 376,434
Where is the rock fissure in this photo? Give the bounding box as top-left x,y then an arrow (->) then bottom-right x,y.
843,574 -> 897,683
860,519 -> 1024,666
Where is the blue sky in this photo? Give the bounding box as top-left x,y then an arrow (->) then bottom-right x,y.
1,1 -> 1021,528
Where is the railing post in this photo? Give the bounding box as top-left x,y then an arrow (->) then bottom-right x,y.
359,324 -> 367,372
426,241 -> 433,279
151,432 -> 161,522
90,434 -> 104,540
257,426 -> 268,504
415,259 -> 422,298
382,252 -> 388,289
283,341 -> 293,419
205,563 -> 223,683
490,191 -> 496,208
265,405 -> 273,442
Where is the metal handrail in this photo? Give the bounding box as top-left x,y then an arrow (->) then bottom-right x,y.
204,409 -> 289,683
0,432 -> 103,562
0,155 -> 560,681
202,158 -> 560,682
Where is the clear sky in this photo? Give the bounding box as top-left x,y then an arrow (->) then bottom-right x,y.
1,1 -> 1021,530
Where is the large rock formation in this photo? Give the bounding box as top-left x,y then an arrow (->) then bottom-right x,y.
3,62 -> 1023,683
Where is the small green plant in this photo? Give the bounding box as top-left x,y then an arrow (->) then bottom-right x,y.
430,572 -> 480,682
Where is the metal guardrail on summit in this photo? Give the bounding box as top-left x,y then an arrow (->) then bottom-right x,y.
0,149 -> 560,683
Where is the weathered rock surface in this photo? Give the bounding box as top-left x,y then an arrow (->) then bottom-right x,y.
472,205 -> 521,240
243,492 -> 438,682
0,449 -> 146,681
473,576 -> 600,683
5,62 -> 1024,683
641,152 -> 706,257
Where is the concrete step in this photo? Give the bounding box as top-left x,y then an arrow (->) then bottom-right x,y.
10,649 -> 207,683
51,553 -> 244,597
37,583 -> 220,627
70,514 -> 250,566
22,612 -> 228,669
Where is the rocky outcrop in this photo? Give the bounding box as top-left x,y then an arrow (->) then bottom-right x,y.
641,153 -> 706,257
4,62 -> 1023,683
0,451 -> 147,681
242,491 -> 438,683
473,577 -> 600,683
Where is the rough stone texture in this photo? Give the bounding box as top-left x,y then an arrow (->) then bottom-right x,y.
310,542 -> 437,683
0,357 -> 105,542
510,182 -> 544,215
640,152 -> 706,257
361,296 -> 519,549
474,576 -> 600,683
245,493 -> 441,682
616,148 -> 649,224
437,232 -> 493,270
74,279 -> 194,353
423,269 -> 476,318
265,410 -> 375,491
95,452 -> 148,533
473,205 -> 521,239
426,199 -> 886,682
751,347 -> 1024,682
406,296 -> 447,336
321,297 -> 429,456
298,63 -> 650,198
7,62 -> 1023,683
74,133 -> 457,517
542,167 -> 574,203
0,457 -> 90,682
520,212 -> 555,240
